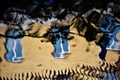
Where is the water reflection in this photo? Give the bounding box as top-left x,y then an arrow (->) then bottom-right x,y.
98,14 -> 120,51
5,29 -> 24,62
51,26 -> 70,58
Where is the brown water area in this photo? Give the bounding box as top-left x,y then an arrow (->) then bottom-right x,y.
0,23 -> 120,80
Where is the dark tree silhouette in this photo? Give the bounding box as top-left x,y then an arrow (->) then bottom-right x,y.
1,0 -> 120,21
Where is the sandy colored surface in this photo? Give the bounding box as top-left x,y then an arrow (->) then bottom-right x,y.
117,32 -> 120,41
0,24 -> 120,79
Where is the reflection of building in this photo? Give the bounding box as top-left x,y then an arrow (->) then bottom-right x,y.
98,14 -> 120,51
51,22 -> 70,58
3,8 -> 35,63
5,29 -> 24,62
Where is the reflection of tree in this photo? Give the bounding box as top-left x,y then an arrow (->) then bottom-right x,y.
0,10 -> 104,43
73,11 -> 103,43
0,0 -> 117,20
